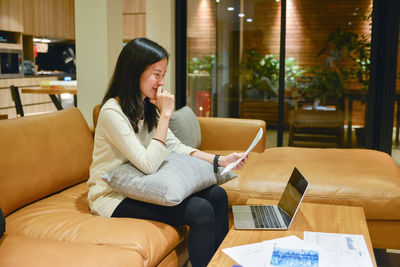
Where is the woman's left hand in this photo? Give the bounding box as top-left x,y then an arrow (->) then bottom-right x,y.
219,152 -> 248,170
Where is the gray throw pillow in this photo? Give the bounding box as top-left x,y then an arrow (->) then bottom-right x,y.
101,153 -> 237,206
169,106 -> 201,148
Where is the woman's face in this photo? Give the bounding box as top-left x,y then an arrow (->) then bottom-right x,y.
139,58 -> 168,101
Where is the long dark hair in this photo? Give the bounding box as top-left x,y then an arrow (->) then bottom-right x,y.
102,38 -> 169,133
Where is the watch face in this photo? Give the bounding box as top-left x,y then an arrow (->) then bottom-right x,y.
214,155 -> 220,173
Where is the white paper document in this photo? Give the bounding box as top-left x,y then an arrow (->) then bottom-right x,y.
222,235 -> 319,267
303,232 -> 374,267
222,232 -> 374,267
220,127 -> 264,175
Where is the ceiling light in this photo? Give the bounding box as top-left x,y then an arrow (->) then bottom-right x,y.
238,13 -> 245,17
227,7 -> 234,11
246,18 -> 253,22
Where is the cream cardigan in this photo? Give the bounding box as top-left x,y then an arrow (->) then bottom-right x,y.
87,98 -> 197,217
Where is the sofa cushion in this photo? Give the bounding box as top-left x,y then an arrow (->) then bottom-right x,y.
169,106 -> 201,148
0,234 -> 144,267
0,108 -> 93,216
5,182 -> 187,267
101,153 -> 237,206
221,147 -> 400,221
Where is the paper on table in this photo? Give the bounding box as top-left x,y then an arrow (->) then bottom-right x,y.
220,127 -> 264,175
222,235 -> 314,267
304,231 -> 374,267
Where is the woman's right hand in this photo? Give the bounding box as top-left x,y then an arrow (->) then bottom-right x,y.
150,86 -> 175,117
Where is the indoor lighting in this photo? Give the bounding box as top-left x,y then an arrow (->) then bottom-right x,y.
246,18 -> 253,22
216,0 -> 220,2
238,13 -> 245,17
227,7 -> 234,11
33,37 -> 51,43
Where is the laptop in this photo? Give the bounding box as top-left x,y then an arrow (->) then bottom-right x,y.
232,167 -> 309,230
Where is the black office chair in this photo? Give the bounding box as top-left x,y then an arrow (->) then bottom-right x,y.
10,86 -> 24,117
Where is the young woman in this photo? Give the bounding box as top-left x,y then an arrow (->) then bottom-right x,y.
87,37 -> 247,267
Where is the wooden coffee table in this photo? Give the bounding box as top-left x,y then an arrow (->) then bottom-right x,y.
208,199 -> 377,266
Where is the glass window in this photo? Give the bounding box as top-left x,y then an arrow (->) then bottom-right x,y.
186,0 -> 373,149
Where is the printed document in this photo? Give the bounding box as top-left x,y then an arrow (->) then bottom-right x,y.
304,232 -> 374,267
222,232 -> 374,267
221,127 -> 264,175
222,235 -> 319,267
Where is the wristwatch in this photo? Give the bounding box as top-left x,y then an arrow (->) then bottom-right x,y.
213,154 -> 220,173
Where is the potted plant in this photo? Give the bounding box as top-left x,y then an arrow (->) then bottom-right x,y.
299,66 -> 349,109
188,54 -> 216,75
240,50 -> 304,126
298,27 -> 362,111
241,51 -> 304,101
241,50 -> 280,100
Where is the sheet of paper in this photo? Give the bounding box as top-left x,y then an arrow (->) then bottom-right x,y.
267,236 -> 320,267
222,240 -> 270,267
222,235 -> 315,267
220,127 -> 264,175
304,231 -> 374,267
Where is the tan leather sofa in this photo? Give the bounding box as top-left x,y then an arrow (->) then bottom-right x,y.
0,107 -> 265,267
195,111 -> 400,250
1,106 -> 399,266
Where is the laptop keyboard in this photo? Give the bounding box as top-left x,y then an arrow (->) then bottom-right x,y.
250,205 -> 283,229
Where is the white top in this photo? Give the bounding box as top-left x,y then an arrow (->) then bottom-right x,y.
87,98 -> 197,217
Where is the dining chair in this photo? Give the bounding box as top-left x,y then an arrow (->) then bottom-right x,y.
9,86 -> 24,117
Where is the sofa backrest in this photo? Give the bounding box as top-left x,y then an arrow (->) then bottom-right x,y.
0,108 -> 94,216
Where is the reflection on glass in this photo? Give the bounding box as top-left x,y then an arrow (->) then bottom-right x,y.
187,0 -> 216,117
187,0 -> 373,149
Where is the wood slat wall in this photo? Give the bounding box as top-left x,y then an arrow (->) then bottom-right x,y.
123,0 -> 145,13
123,0 -> 146,41
22,0 -> 75,40
0,0 -> 23,32
187,0 -> 216,60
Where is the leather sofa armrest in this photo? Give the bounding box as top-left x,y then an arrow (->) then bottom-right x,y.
197,117 -> 266,152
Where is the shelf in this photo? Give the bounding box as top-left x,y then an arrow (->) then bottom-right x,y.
0,42 -> 23,50
0,30 -> 22,50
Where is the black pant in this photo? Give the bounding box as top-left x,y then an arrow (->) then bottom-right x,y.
111,185 -> 229,267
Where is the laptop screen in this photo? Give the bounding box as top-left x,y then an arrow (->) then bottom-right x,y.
277,167 -> 308,221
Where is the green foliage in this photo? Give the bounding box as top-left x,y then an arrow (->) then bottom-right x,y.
242,51 -> 280,98
285,57 -> 305,90
299,8 -> 372,107
351,33 -> 371,92
188,55 -> 216,74
299,66 -> 350,104
242,51 -> 304,99
300,25 -> 371,106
